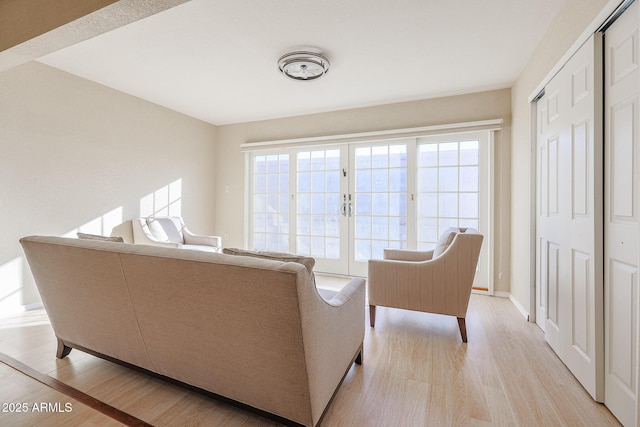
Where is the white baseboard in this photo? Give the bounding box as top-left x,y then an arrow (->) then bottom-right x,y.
509,294 -> 530,321
23,301 -> 44,311
491,292 -> 530,321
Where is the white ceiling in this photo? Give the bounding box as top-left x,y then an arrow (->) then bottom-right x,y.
37,0 -> 566,126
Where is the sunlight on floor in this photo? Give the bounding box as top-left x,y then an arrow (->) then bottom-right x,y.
0,308 -> 49,329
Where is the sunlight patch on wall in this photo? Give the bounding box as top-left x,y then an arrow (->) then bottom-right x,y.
0,257 -> 24,316
62,206 -> 123,238
140,179 -> 182,217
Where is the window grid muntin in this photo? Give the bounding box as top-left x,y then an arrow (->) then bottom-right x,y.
296,149 -> 341,259
418,139 -> 480,250
252,153 -> 290,252
354,144 -> 408,261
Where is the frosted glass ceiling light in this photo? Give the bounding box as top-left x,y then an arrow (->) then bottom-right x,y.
278,50 -> 330,81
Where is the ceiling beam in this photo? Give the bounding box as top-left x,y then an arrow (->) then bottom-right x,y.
0,0 -> 118,52
0,0 -> 190,73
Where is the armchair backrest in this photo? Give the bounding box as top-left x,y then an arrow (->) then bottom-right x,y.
146,217 -> 185,243
130,216 -> 186,247
443,228 -> 484,295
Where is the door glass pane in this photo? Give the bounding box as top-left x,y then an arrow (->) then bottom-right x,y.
296,149 -> 341,259
354,143 -> 407,261
418,139 -> 480,250
252,153 -> 289,252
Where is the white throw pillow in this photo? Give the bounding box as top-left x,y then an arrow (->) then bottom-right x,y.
432,227 -> 459,258
146,218 -> 174,242
222,248 -> 315,275
77,232 -> 124,243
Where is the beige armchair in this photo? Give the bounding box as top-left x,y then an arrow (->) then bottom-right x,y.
128,216 -> 222,252
367,227 -> 483,342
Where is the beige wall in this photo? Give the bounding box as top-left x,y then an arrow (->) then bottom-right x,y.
0,62 -> 217,313
7,0 -> 615,314
216,89 -> 512,293
510,0 -> 616,315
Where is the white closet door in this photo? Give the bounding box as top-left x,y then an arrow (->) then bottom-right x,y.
536,34 -> 604,401
604,1 -> 640,424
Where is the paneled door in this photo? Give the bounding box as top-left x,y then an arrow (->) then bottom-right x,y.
604,1 -> 640,424
536,34 -> 604,401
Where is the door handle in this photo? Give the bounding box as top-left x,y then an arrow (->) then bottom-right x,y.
341,194 -> 347,217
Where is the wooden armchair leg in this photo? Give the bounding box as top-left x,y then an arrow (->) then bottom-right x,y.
369,305 -> 376,327
457,317 -> 468,343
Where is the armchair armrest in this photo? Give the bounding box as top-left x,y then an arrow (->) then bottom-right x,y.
182,227 -> 222,250
383,248 -> 433,262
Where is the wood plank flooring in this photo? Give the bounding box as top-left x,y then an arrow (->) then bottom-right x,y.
0,276 -> 621,426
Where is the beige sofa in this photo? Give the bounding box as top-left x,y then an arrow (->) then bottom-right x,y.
20,236 -> 365,426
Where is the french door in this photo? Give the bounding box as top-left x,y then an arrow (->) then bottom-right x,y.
293,147 -> 348,274
292,141 -> 410,276
249,131 -> 491,285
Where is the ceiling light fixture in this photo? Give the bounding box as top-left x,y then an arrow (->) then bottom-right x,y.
278,50 -> 330,81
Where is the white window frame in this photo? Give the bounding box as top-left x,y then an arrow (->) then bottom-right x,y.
244,120 -> 498,294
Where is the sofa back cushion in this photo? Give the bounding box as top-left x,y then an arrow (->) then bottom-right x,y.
20,236 -> 153,370
222,248 -> 315,275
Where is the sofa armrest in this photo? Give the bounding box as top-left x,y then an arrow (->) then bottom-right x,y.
383,248 -> 433,262
297,275 -> 366,425
182,227 -> 222,250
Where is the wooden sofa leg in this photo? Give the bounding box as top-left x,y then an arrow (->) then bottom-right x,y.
457,317 -> 468,343
355,348 -> 363,365
369,305 -> 376,327
56,338 -> 72,359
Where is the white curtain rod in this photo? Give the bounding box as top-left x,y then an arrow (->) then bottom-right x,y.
240,119 -> 503,151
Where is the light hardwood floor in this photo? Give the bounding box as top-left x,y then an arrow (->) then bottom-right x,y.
0,276 -> 621,426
